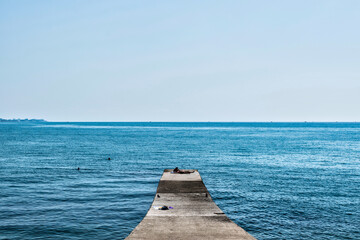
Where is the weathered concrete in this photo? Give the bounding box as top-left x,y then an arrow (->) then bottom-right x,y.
126,169 -> 256,240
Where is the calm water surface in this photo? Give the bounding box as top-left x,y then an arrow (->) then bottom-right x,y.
0,122 -> 359,240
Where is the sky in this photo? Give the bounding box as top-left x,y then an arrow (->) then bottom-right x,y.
1,0 -> 359,122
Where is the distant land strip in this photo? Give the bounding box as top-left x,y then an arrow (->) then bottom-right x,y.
0,118 -> 46,122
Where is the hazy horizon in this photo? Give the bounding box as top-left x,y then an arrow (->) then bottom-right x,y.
1,118 -> 359,123
1,1 -> 359,122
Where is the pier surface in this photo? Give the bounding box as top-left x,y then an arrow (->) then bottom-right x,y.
126,169 -> 256,240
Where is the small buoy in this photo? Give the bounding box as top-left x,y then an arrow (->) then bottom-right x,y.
77,167 -> 80,170
107,157 -> 111,160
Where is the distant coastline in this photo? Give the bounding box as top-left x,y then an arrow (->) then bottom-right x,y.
0,118 -> 46,122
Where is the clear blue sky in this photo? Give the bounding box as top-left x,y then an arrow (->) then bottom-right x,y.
1,0 -> 359,121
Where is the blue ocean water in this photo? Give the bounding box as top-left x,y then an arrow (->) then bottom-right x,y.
0,122 -> 359,240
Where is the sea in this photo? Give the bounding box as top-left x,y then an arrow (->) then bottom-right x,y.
0,122 -> 359,240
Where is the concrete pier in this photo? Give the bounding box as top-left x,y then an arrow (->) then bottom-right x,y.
126,169 -> 256,240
